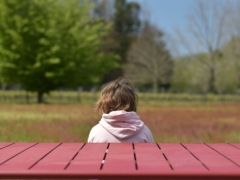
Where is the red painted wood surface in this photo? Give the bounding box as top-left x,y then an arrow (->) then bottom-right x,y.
135,143 -> 171,173
0,143 -> 13,150
230,143 -> 240,149
0,143 -> 59,171
67,143 -> 107,173
206,143 -> 240,166
159,143 -> 207,172
101,143 -> 136,173
33,143 -> 83,171
0,143 -> 36,165
0,143 -> 239,179
182,143 -> 240,172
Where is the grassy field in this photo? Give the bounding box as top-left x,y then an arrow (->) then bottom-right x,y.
0,91 -> 240,104
0,103 -> 240,142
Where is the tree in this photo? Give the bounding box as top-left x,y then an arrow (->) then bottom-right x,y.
171,56 -> 193,92
0,0 -> 118,103
172,38 -> 240,94
90,0 -> 141,82
101,0 -> 141,82
172,53 -> 217,93
113,0 -> 141,62
125,23 -> 173,93
228,1 -> 240,91
177,0 -> 230,93
92,0 -> 114,22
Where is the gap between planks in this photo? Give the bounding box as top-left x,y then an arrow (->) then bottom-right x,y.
132,143 -> 138,170
0,143 -> 15,151
100,143 -> 138,170
228,143 -> 240,150
100,143 -> 110,170
64,143 -> 86,170
204,143 -> 240,167
157,143 -> 174,170
180,143 -> 209,170
28,143 -> 62,169
0,143 -> 38,166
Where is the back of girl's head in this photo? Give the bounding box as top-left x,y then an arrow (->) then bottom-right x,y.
96,78 -> 137,114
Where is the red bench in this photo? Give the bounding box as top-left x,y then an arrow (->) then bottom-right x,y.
0,143 -> 240,179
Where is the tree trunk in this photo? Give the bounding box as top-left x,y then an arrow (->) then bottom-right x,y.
37,92 -> 44,103
153,78 -> 158,93
209,52 -> 216,94
209,67 -> 216,93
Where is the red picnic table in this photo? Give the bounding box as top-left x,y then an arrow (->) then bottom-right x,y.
0,143 -> 240,179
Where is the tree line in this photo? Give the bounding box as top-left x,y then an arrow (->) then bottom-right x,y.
173,0 -> 240,94
0,0 -> 239,103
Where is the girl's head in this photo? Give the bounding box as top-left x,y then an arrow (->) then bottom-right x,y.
96,78 -> 137,114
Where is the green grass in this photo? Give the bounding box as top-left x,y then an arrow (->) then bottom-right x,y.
0,103 -> 240,142
0,90 -> 240,104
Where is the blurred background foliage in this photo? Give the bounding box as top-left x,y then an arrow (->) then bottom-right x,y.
0,0 -> 240,102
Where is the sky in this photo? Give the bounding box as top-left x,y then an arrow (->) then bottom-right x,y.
128,0 -> 193,36
128,0 -> 238,35
126,0 -> 196,56
127,0 -> 239,56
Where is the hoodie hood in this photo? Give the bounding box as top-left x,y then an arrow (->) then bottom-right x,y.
99,110 -> 144,139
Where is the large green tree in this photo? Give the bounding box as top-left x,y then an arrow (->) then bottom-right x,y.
0,0 -> 118,103
113,0 -> 141,61
93,0 -> 141,82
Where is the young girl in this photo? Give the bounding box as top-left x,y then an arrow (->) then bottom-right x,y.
88,79 -> 154,143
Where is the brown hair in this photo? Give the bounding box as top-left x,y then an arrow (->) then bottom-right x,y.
96,78 -> 137,114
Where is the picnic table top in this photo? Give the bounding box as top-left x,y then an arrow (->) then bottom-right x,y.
0,143 -> 240,179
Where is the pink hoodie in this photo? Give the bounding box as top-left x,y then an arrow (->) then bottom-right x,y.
88,110 -> 154,143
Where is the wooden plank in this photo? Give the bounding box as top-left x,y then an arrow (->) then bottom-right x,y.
67,143 -> 107,173
135,143 -> 171,173
33,143 -> 83,171
159,143 -> 207,172
0,143 -> 13,150
101,143 -> 136,173
183,143 -> 240,172
206,143 -> 240,166
0,143 -> 60,171
0,143 -> 36,165
229,143 -> 240,150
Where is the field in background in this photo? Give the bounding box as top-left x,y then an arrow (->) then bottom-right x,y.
0,103 -> 239,142
0,90 -> 240,104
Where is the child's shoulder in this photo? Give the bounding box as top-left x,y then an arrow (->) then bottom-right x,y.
90,123 -> 102,133
88,123 -> 114,143
141,125 -> 154,142
89,123 -> 109,137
